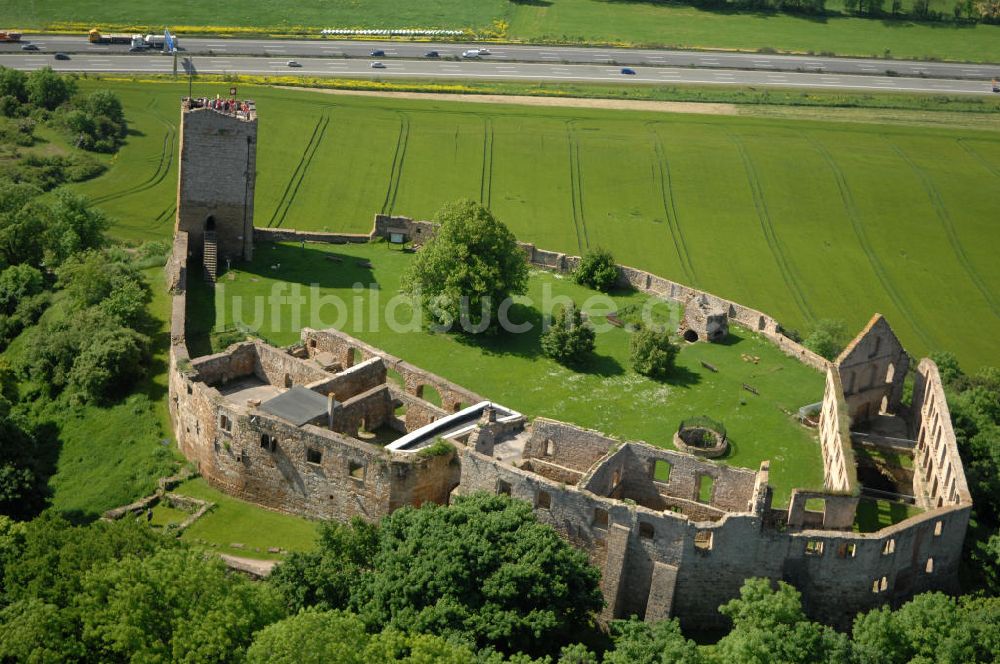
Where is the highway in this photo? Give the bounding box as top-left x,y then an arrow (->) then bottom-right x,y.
0,52 -> 995,96
2,34 -> 999,82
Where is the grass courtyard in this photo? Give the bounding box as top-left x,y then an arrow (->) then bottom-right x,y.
74,81 -> 1000,372
3,0 -> 1000,61
189,240 -> 826,506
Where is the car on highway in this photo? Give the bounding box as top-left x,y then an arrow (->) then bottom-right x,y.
54,53 -> 70,60
371,61 -> 386,69
621,67 -> 636,75
462,50 -> 480,59
20,43 -> 38,51
286,60 -> 302,67
478,48 -> 491,55
370,49 -> 385,57
424,50 -> 439,58
993,79 -> 1000,93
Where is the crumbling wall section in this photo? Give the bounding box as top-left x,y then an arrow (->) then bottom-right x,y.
835,314 -> 910,424
911,359 -> 972,510
523,419 -> 615,472
819,366 -> 858,495
253,342 -> 329,388
302,327 -> 483,413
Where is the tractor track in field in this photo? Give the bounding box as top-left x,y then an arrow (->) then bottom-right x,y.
480,117 -> 494,208
649,128 -> 697,286
888,140 -> 1000,320
381,114 -> 410,216
957,138 -> 1000,179
731,136 -> 815,325
267,113 -> 329,228
808,137 -> 935,348
91,119 -> 175,206
566,123 -> 589,254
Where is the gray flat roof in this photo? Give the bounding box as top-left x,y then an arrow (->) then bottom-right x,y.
259,386 -> 329,426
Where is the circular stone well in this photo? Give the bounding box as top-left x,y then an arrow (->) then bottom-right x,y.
673,418 -> 728,458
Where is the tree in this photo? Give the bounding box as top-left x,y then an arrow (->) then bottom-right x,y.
247,608 -> 476,664
714,578 -> 851,664
541,303 -> 596,365
23,306 -> 149,403
603,618 -> 701,664
630,328 -> 679,379
78,547 -> 285,663
573,248 -> 619,292
42,190 -> 108,266
804,319 -> 850,361
25,67 -> 75,111
2,514 -> 172,607
273,493 -> 604,656
402,200 -> 528,334
270,517 -> 379,613
852,593 -> 1000,664
0,67 -> 27,104
0,410 -> 51,520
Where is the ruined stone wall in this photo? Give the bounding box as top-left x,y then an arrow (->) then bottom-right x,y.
371,214 -> 439,243
389,386 -> 450,432
522,419 -> 614,472
581,441 -> 758,514
330,385 -> 394,436
306,356 -> 387,401
189,342 -> 258,386
835,315 -> 910,424
818,366 -> 857,495
302,327 -> 483,413
458,439 -> 968,630
254,342 -> 329,388
911,359 -> 972,510
176,105 -> 256,262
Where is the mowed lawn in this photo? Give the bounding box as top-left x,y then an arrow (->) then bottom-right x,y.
75,81 -> 1000,371
4,0 -> 1000,61
190,240 -> 826,505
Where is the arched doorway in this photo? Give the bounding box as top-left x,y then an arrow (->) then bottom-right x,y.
205,215 -> 216,232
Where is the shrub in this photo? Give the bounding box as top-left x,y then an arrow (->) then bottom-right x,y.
541,303 -> 595,365
630,328 -> 679,379
24,68 -> 75,112
803,319 -> 850,361
573,247 -> 618,292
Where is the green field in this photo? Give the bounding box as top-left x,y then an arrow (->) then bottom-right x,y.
3,0 -> 1000,61
190,240 -> 826,505
74,81 -> 1000,371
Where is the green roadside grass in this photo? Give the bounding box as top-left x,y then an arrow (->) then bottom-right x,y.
3,0 -> 1000,62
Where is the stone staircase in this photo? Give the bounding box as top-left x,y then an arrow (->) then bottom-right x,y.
203,231 -> 218,282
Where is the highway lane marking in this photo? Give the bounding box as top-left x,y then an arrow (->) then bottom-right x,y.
3,61 -> 989,94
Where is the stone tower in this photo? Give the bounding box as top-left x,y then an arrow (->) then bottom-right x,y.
175,97 -> 257,280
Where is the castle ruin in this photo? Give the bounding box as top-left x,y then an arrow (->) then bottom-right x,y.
167,98 -> 971,631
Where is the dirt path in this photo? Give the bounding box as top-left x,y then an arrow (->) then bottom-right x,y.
282,86 -> 1000,130
287,87 -> 739,115
220,553 -> 278,577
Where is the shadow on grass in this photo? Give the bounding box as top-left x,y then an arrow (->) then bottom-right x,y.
661,364 -> 702,387
185,242 -> 379,357
242,242 -> 377,290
